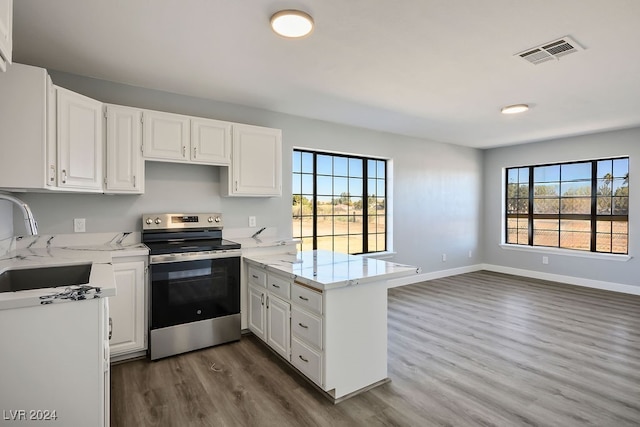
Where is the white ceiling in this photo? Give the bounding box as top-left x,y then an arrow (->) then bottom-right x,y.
11,0 -> 640,149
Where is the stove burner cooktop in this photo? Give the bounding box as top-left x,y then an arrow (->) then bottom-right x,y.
144,238 -> 241,255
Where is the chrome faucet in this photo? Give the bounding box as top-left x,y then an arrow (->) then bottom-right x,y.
0,193 -> 38,235
251,227 -> 266,239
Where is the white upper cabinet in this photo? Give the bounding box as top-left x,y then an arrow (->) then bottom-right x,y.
56,86 -> 103,191
0,63 -> 50,190
224,123 -> 282,197
142,110 -> 231,166
190,117 -> 231,165
142,109 -> 190,162
0,0 -> 12,72
105,105 -> 144,194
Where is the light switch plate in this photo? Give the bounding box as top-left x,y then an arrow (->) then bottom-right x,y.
74,218 -> 86,233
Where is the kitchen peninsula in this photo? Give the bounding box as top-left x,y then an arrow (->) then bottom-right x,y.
244,250 -> 421,402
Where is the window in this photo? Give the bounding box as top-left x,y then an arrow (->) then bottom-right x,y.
292,150 -> 387,254
506,157 -> 629,254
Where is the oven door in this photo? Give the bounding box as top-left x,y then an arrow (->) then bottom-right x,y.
150,255 -> 240,329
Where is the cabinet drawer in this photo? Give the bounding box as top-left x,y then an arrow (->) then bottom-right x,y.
248,266 -> 266,288
291,336 -> 322,386
292,307 -> 322,349
267,274 -> 290,300
292,283 -> 322,314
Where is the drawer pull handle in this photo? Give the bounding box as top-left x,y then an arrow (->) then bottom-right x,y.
252,274 -> 259,279
298,322 -> 308,329
298,355 -> 308,363
299,296 -> 309,301
271,284 -> 280,288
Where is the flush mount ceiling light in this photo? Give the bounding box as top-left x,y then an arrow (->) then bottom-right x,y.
501,104 -> 529,115
270,10 -> 314,38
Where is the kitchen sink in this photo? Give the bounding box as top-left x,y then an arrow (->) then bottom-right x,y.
0,263 -> 92,293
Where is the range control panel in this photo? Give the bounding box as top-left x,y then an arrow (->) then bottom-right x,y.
142,213 -> 223,230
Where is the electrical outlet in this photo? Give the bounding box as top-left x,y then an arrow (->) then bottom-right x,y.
442,253 -> 447,262
74,218 -> 86,233
542,256 -> 549,265
248,216 -> 256,227
468,250 -> 473,258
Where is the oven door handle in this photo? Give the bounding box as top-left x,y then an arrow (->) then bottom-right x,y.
150,250 -> 242,264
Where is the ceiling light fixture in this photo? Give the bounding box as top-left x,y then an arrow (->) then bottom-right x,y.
270,10 -> 314,38
501,104 -> 529,114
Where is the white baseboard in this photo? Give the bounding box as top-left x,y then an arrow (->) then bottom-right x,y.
387,264 -> 483,288
482,263 -> 640,296
388,263 -> 640,296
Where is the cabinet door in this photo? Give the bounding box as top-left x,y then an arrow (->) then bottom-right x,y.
229,124 -> 282,196
142,110 -> 189,161
0,63 -> 49,190
248,285 -> 266,341
110,261 -> 146,356
56,86 -> 103,191
190,117 -> 231,165
105,105 -> 144,193
267,294 -> 290,360
0,0 -> 12,72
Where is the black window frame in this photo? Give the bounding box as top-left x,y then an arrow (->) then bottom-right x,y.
505,156 -> 629,255
292,149 -> 387,255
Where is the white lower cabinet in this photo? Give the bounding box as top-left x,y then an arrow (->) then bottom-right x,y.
248,285 -> 266,341
109,258 -> 147,359
247,265 -> 324,386
291,306 -> 322,349
245,258 -> 391,401
248,282 -> 291,361
0,297 -> 109,427
291,336 -> 322,386
266,293 -> 290,360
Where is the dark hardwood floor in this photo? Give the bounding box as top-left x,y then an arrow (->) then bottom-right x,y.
111,271 -> 640,426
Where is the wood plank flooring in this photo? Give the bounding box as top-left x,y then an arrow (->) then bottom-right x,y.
111,271 -> 640,426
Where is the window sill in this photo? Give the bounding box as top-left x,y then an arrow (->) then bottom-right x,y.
499,244 -> 632,262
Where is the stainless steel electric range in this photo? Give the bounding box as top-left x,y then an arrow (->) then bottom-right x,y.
142,213 -> 241,360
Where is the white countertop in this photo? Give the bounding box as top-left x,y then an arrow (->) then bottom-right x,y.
244,249 -> 422,290
232,236 -> 298,249
0,232 -> 148,310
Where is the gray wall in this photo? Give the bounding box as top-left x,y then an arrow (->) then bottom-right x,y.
483,127 -> 638,287
2,70 -> 484,271
0,201 -> 12,239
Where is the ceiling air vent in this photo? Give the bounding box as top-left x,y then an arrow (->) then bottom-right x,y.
516,36 -> 584,65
